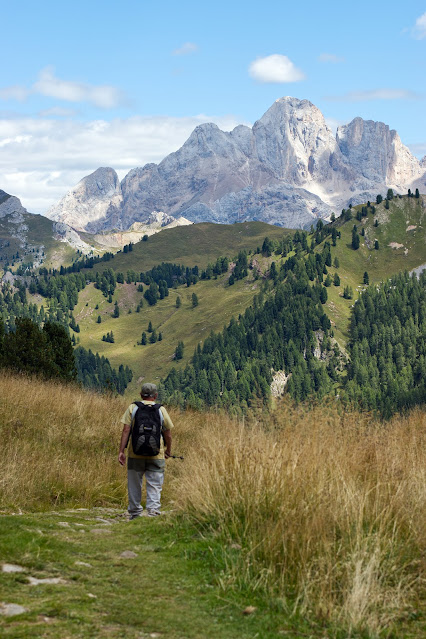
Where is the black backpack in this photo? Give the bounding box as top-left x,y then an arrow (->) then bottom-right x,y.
130,402 -> 163,456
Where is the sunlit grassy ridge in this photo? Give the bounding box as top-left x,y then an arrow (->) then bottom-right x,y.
84,221 -> 290,273
71,273 -> 262,398
0,373 -> 424,637
324,195 -> 425,345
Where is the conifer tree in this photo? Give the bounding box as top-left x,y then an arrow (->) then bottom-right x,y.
351,226 -> 360,250
175,341 -> 184,360
42,321 -> 77,382
2,318 -> 56,378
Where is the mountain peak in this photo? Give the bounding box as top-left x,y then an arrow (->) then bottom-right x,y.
336,118 -> 421,185
45,98 -> 424,233
46,166 -> 123,232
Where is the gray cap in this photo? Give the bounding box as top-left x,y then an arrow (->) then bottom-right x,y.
141,382 -> 158,397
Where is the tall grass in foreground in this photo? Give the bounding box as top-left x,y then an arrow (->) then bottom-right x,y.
0,373 -> 127,509
0,371 -> 184,510
0,372 -> 424,634
171,405 -> 425,635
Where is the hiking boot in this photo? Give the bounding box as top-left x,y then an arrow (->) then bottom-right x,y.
146,509 -> 161,517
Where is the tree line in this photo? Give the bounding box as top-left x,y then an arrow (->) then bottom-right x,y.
345,271 -> 426,417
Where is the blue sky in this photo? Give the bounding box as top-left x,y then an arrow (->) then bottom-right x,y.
1,0 -> 425,212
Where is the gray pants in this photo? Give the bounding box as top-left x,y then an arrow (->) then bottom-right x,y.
127,458 -> 165,518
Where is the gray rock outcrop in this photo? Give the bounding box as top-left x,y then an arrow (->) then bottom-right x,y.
45,98 -> 425,232
0,190 -> 27,222
47,167 -> 123,232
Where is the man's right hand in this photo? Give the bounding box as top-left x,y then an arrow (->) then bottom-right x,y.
118,452 -> 126,466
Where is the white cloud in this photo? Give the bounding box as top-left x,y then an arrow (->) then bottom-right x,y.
33,67 -> 125,108
325,88 -> 422,101
412,12 -> 426,39
249,54 -> 305,83
0,113 -> 247,213
0,67 -> 125,109
0,85 -> 30,101
318,53 -> 345,63
172,42 -> 198,55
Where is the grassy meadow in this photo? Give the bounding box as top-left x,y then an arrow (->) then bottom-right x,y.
85,221 -> 290,273
0,372 -> 424,637
71,271 -> 262,397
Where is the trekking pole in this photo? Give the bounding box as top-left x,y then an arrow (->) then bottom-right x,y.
167,454 -> 184,460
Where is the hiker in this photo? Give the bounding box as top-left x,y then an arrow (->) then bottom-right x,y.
118,383 -> 174,519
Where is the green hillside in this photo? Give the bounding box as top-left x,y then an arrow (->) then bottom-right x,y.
323,194 -> 425,344
11,193 -> 425,402
85,221 -> 290,273
42,194 -> 421,399
71,273 -> 263,398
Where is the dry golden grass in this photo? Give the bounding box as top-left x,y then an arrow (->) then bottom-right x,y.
0,372 -> 424,635
170,403 -> 426,635
0,372 -> 129,510
0,371 -> 184,510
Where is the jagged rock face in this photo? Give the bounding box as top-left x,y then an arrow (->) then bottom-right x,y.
47,167 -> 123,232
0,191 -> 29,248
53,222 -> 93,253
336,118 -> 421,187
45,98 -> 425,232
119,99 -> 337,229
181,183 -> 333,227
252,98 -> 342,184
0,190 -> 27,222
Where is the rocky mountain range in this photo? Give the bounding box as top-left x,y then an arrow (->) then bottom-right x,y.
47,97 -> 426,232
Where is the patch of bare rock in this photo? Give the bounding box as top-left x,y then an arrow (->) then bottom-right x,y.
0,602 -> 28,616
2,563 -> 25,573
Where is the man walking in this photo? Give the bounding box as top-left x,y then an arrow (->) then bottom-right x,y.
118,383 -> 174,519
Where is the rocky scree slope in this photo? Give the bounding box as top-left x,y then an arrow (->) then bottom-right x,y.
46,97 -> 426,232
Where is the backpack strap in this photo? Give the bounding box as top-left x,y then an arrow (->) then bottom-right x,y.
154,403 -> 164,427
124,403 -> 141,449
